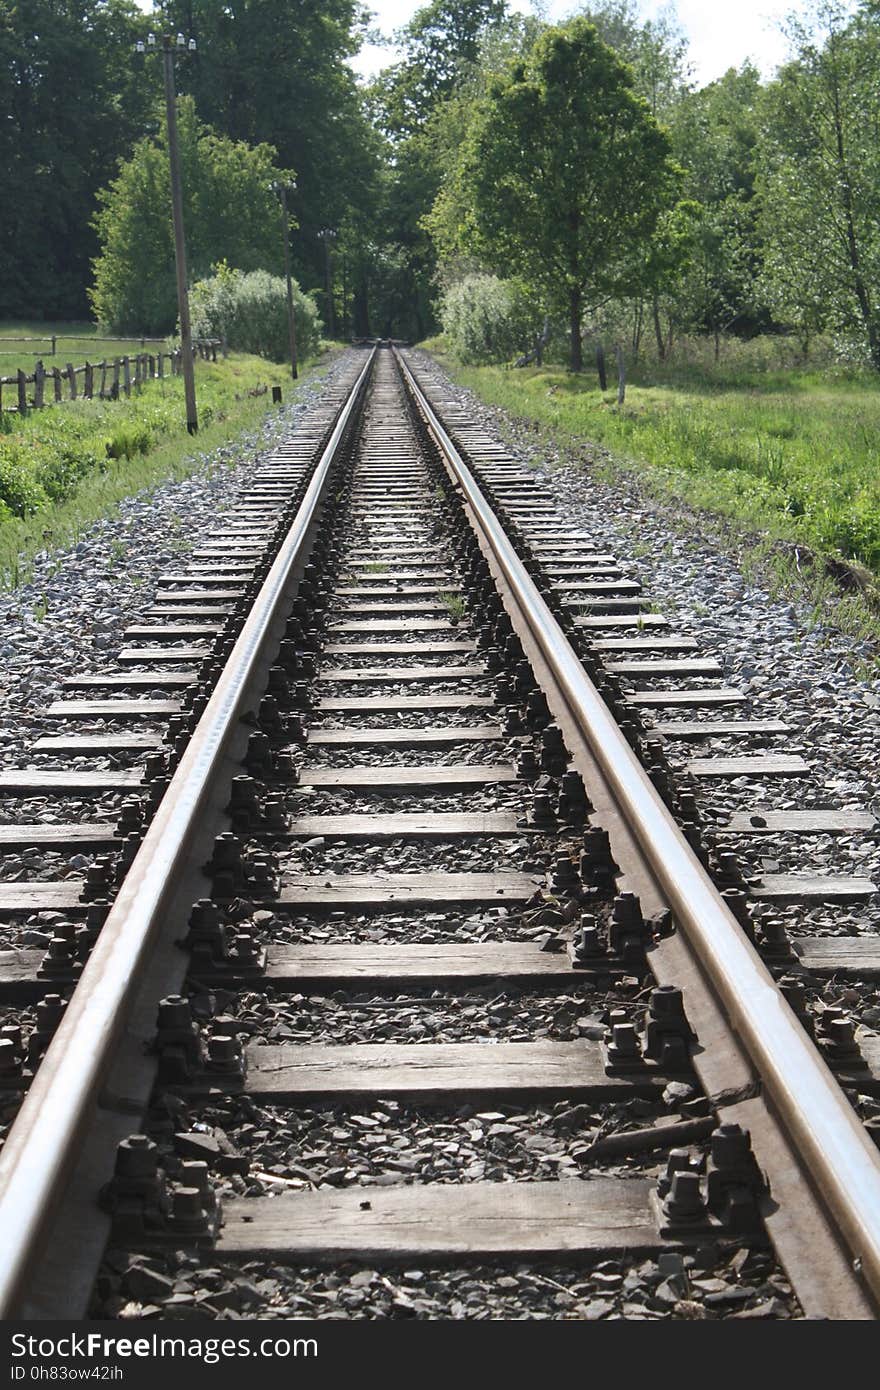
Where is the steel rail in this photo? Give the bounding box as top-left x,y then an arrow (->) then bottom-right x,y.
396,346 -> 880,1312
0,347 -> 377,1317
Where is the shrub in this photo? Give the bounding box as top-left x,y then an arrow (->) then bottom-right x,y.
0,443 -> 48,516
191,266 -> 322,363
439,274 -> 545,364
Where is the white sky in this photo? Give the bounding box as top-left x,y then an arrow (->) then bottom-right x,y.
353,0 -> 830,86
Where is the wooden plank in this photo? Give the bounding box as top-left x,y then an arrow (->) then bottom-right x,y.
149,607 -> 234,618
654,719 -> 790,739
124,626 -> 221,640
287,812 -> 523,838
299,763 -> 516,788
306,725 -> 503,747
722,809 -> 876,834
318,666 -> 487,683
279,870 -> 539,908
45,700 -> 180,718
0,769 -> 143,792
216,1179 -> 663,1260
576,613 -> 669,629
317,695 -> 495,711
336,586 -> 461,598
152,589 -> 243,602
244,1040 -> 655,1100
118,647 -> 209,663
794,938 -> 880,976
62,672 -> 195,689
264,941 -> 576,987
324,643 -> 476,655
0,884 -> 85,912
554,580 -> 641,594
329,621 -> 456,633
593,637 -> 699,652
33,733 -> 163,752
687,754 -> 809,778
566,599 -> 648,613
629,688 -> 746,707
0,823 -> 118,848
609,658 -> 722,677
750,874 -> 876,903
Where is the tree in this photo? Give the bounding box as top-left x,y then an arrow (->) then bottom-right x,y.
91,98 -> 289,332
367,0 -> 514,337
429,18 -> 681,369
665,64 -> 765,352
756,1 -> 880,367
154,0 -> 380,302
0,0 -> 151,319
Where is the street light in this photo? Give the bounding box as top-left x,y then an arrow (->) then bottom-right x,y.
317,227 -> 337,339
134,31 -> 199,433
272,181 -> 298,379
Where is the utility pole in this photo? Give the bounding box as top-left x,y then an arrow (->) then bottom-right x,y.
136,31 -> 198,433
317,227 -> 337,338
275,182 -> 298,379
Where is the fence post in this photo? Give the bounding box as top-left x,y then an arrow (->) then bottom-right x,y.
211,341 -> 217,362
33,361 -> 45,409
111,359 -> 120,400
53,368 -> 62,403
99,362 -> 107,399
148,353 -> 155,380
84,362 -> 94,399
157,352 -> 164,379
66,363 -> 76,400
17,370 -> 28,416
123,356 -> 131,397
51,335 -> 57,357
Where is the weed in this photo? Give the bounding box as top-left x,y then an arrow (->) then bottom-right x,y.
439,590 -> 467,620
365,561 -> 388,574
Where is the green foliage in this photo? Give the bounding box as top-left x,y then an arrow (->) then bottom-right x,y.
91,98 -> 290,334
190,266 -> 322,362
439,273 -> 543,362
428,18 -> 682,369
0,345 -> 327,588
0,0 -> 152,319
756,2 -> 880,367
439,343 -> 880,574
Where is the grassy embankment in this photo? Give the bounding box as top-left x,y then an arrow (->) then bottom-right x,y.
425,336 -> 880,638
0,324 -> 327,588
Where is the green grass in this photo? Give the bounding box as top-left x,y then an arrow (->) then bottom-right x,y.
0,345 -> 328,588
426,340 -> 880,582
0,321 -> 161,379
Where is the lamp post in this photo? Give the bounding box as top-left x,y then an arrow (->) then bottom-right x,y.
317,227 -> 337,338
273,181 -> 298,379
135,31 -> 199,434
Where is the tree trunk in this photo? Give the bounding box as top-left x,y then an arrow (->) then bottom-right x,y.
652,295 -> 665,360
596,340 -> 607,392
615,345 -> 626,405
632,302 -> 643,359
569,289 -> 583,372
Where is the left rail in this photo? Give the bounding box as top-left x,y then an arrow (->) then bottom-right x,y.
0,348 -> 376,1317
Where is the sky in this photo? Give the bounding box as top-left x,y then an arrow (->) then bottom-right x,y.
352,0 -> 825,85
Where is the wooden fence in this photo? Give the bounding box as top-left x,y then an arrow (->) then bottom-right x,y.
0,341 -> 221,415
0,333 -> 168,360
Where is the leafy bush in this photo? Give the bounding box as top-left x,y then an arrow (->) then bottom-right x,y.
105,425 -> 152,461
439,274 -> 544,364
38,446 -> 104,502
91,99 -> 287,334
0,443 -> 49,516
191,266 -> 322,363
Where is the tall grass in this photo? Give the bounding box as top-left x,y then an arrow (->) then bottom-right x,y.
0,321 -> 158,379
430,341 -> 880,577
0,346 -> 327,588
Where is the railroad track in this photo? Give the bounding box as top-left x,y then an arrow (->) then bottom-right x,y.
0,344 -> 879,1320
